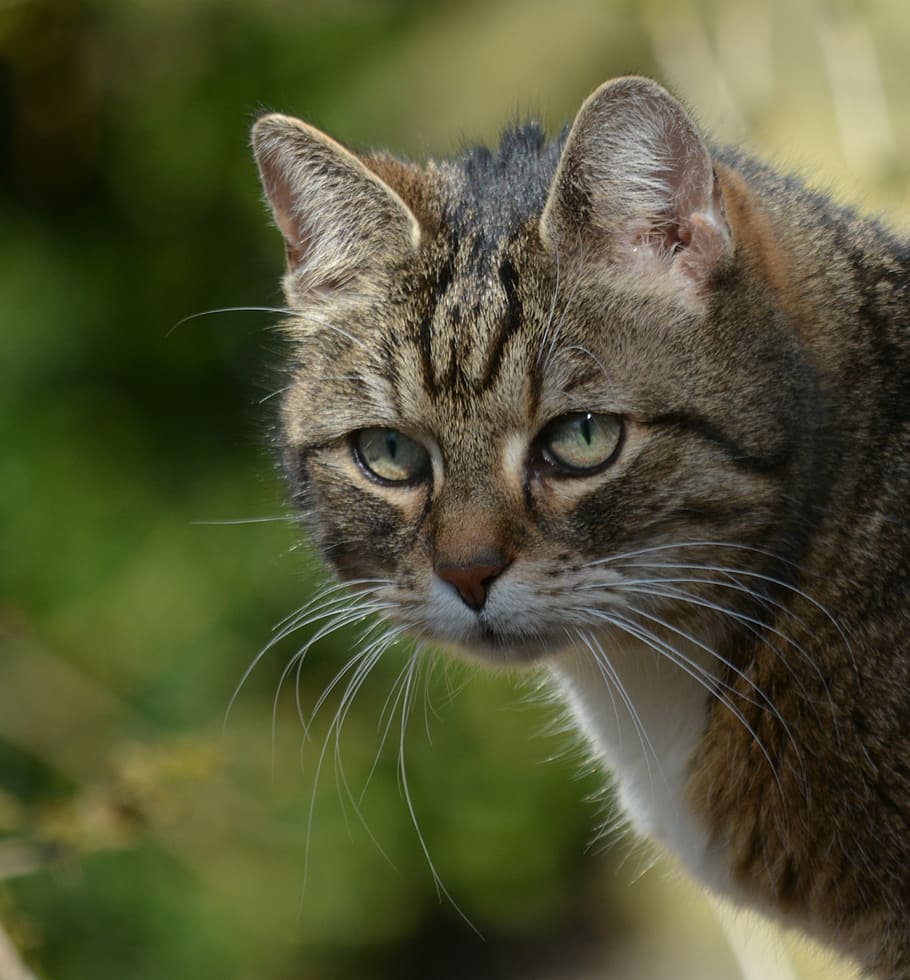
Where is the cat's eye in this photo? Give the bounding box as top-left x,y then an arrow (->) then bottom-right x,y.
353,427 -> 431,485
539,412 -> 623,473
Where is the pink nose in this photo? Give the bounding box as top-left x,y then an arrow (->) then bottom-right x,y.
436,562 -> 506,611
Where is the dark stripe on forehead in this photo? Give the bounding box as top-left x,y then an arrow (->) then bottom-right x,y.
477,256 -> 524,392
417,254 -> 456,395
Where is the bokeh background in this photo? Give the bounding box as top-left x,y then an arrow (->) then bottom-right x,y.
3,1 -> 909,978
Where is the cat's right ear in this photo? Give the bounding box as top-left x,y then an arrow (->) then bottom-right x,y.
251,114 -> 421,300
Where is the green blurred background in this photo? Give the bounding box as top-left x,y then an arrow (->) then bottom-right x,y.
2,1 -> 908,977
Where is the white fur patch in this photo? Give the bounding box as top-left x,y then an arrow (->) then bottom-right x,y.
550,636 -> 736,899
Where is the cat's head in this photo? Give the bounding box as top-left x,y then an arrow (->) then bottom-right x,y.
252,77 -> 821,665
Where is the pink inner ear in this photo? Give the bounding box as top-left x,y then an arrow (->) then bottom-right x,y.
260,158 -> 358,291
276,212 -> 305,268
281,218 -> 351,297
259,161 -> 308,268
642,122 -> 715,251
624,138 -> 731,285
273,203 -> 300,256
676,209 -> 732,285
628,213 -> 686,257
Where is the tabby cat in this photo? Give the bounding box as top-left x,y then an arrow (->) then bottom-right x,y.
251,77 -> 910,978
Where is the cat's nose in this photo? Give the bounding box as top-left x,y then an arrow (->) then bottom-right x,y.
436,560 -> 506,611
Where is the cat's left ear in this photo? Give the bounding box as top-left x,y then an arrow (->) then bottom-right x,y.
540,77 -> 732,295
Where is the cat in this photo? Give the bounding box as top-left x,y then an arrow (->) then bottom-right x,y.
250,76 -> 910,978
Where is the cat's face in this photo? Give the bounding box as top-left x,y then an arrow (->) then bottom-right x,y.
254,78 -> 820,668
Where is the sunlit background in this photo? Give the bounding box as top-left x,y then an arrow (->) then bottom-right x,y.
3,1 -> 908,977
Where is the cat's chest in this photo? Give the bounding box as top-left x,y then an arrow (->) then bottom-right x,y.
550,636 -> 736,898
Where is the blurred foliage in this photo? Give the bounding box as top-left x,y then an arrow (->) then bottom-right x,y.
2,0 -> 908,978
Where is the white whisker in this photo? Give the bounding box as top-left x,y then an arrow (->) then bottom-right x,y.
358,647 -> 420,805
601,570 -> 840,711
583,539 -> 799,572
168,305 -> 294,336
615,599 -> 803,786
259,386 -> 292,404
192,514 -> 297,526
301,311 -> 372,353
597,608 -> 788,808
574,628 -> 666,804
330,629 -> 408,869
397,652 -> 482,938
613,558 -> 854,671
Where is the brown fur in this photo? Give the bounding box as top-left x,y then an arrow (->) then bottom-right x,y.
252,77 -> 910,977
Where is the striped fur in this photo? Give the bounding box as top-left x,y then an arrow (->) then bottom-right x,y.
253,77 -> 910,977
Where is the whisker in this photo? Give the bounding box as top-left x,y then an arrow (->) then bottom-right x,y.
564,628 -> 622,751
599,608 -> 788,808
358,647 -> 421,805
420,646 -> 437,744
225,590 -> 366,733
574,628 -> 667,804
259,386 -> 292,404
304,605 -> 399,725
584,573 -> 814,662
272,579 -> 390,633
168,305 -> 294,336
583,539 -> 800,572
613,558 -> 854,670
297,619 -> 408,916
278,611 -> 387,764
192,514 -> 298,527
432,655 -> 475,713
330,629 -> 408,870
300,311 -> 373,354
609,576 -> 832,706
375,631 -> 430,746
299,683 -> 346,918
590,598 -> 769,713
397,652 -> 483,938
265,591 -> 394,767
613,600 -> 803,782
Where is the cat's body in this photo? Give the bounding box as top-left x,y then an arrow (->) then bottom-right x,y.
251,78 -> 910,977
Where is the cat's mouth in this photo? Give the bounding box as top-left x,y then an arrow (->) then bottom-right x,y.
386,576 -> 571,664
434,619 -> 565,666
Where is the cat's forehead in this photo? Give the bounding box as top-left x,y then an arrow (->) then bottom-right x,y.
391,238 -> 539,439
415,235 -> 527,385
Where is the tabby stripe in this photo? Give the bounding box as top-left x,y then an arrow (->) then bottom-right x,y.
418,256 -> 457,394
650,412 -> 789,475
478,256 -> 524,391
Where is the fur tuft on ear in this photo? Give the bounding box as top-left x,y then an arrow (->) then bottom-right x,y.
251,114 -> 421,301
540,77 -> 732,295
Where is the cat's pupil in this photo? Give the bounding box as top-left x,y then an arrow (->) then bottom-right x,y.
386,431 -> 399,458
580,415 -> 593,444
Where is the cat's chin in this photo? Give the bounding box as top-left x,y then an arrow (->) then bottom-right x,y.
438,627 -> 565,667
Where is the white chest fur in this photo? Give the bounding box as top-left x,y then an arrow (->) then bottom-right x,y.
550,636 -> 735,899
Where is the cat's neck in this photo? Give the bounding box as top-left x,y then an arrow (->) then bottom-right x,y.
717,155 -> 908,346
550,633 -> 741,901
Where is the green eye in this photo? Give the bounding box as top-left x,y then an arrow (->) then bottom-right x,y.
353,428 -> 430,484
540,412 -> 623,473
